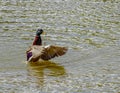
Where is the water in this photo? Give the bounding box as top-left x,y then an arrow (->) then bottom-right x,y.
0,0 -> 120,93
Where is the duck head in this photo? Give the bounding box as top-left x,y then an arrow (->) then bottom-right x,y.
32,29 -> 44,45
36,29 -> 43,36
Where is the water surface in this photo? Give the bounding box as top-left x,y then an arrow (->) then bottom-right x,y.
0,0 -> 120,93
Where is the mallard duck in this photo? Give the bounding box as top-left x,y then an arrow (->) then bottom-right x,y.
26,29 -> 68,62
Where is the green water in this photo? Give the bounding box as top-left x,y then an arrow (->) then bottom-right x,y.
0,0 -> 120,93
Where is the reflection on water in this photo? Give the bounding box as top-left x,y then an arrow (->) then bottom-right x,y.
27,61 -> 66,86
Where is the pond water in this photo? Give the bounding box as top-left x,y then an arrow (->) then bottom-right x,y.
0,0 -> 120,93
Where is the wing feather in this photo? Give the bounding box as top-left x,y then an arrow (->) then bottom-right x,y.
27,45 -> 68,62
40,45 -> 68,60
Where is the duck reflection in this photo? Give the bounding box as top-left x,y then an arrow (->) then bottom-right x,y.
27,61 -> 66,86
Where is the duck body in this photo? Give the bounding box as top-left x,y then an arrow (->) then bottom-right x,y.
26,29 -> 68,62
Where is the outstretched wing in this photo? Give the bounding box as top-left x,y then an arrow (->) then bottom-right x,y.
27,45 -> 68,62
40,45 -> 68,60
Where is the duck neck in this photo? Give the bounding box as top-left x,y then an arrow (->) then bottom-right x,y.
33,35 -> 42,45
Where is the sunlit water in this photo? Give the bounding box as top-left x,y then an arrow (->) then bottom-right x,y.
0,0 -> 120,93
